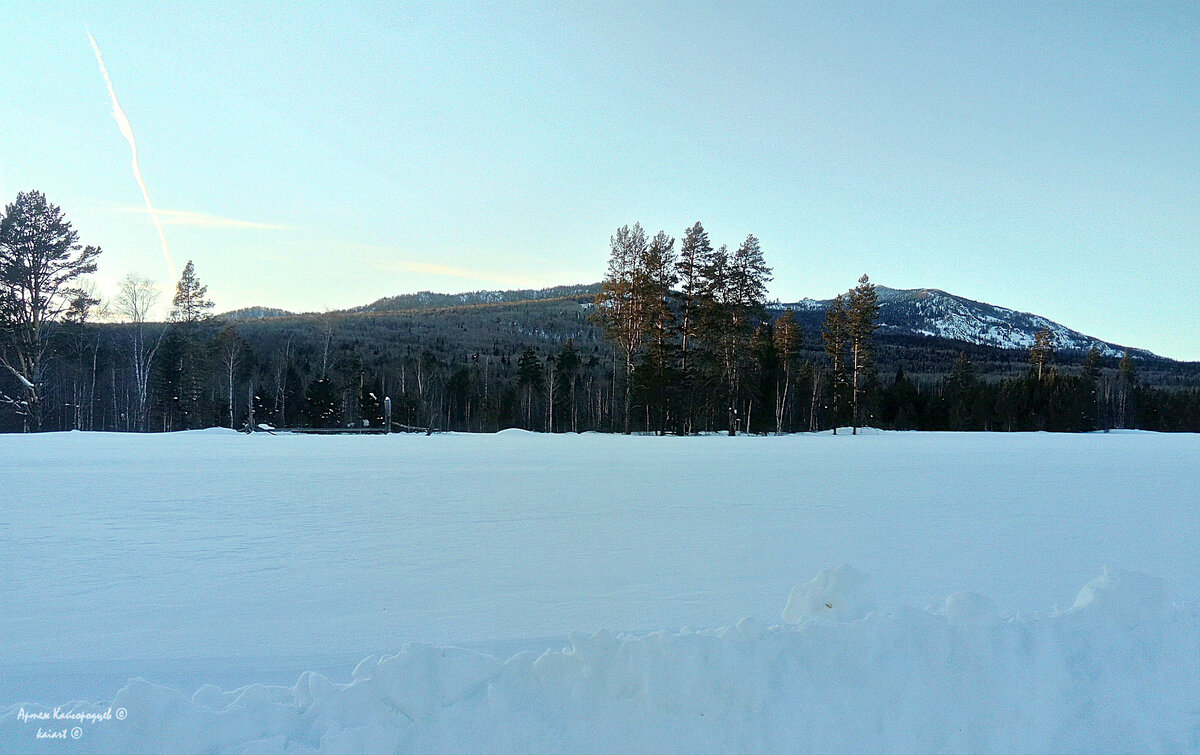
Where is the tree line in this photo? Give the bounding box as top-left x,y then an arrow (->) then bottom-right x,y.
2,191 -> 1199,434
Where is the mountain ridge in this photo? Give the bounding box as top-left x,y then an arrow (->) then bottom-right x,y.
782,286 -> 1158,360
225,282 -> 1167,361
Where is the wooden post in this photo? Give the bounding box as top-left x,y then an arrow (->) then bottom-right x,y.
384,396 -> 392,434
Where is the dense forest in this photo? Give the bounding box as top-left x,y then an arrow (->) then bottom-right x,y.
2,191 -> 1199,434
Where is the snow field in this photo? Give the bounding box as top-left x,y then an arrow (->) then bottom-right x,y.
1,429 -> 1198,752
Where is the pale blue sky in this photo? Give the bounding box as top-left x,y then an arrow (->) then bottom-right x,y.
1,2 -> 1197,358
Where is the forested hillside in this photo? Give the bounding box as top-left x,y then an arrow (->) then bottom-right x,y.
2,194 -> 1198,434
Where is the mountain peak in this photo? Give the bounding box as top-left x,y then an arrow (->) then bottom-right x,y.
781,285 -> 1155,359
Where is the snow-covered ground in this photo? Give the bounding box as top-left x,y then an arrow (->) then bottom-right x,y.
1,430 -> 1198,752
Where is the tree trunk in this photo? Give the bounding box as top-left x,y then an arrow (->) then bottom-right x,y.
546,364 -> 555,433
851,340 -> 860,435
623,349 -> 633,435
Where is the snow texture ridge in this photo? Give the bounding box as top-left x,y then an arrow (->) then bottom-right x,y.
782,286 -> 1152,358
3,568 -> 1196,754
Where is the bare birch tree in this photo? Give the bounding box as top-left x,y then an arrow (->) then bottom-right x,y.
115,274 -> 163,431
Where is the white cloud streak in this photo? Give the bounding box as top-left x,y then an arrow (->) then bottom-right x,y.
106,204 -> 292,230
375,259 -> 532,287
88,33 -> 177,282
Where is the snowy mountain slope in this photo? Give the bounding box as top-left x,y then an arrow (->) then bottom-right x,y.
782,286 -> 1156,359
226,281 -> 1168,362
351,283 -> 601,313
219,306 -> 297,320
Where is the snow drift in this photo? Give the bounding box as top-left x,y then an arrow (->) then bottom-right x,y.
3,568 -> 1196,754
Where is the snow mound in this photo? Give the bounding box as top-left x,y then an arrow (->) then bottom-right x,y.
781,564 -> 876,623
3,570 -> 1196,754
943,591 -> 1001,626
1068,567 -> 1166,626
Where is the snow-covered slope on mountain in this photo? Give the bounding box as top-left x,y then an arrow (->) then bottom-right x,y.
219,306 -> 297,320
784,287 -> 1154,358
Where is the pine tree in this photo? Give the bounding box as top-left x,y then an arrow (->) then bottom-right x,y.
798,360 -> 817,432
697,235 -> 772,435
729,235 -> 771,312
304,377 -> 340,427
1117,349 -> 1138,428
881,365 -> 920,429
822,293 -> 850,433
517,346 -> 542,430
1082,346 -> 1102,430
847,274 -> 879,434
591,223 -> 650,434
948,351 -> 975,389
0,191 -> 101,430
946,351 -> 976,430
1119,349 -> 1138,384
556,340 -> 581,432
1029,326 -> 1055,380
675,222 -> 711,433
170,261 -> 214,323
639,231 -> 678,433
747,323 -> 775,433
167,260 -> 215,428
1083,346 -> 1102,383
773,310 -> 800,433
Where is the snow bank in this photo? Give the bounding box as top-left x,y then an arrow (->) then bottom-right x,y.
3,568 -> 1195,754
781,564 -> 876,623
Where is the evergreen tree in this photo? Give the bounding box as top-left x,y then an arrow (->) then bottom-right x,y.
303,377 -> 340,427
675,222 -> 711,433
1119,349 -> 1138,384
592,223 -> 650,433
822,293 -> 850,433
946,351 -> 976,430
1029,326 -> 1055,380
556,340 -> 581,432
695,242 -> 732,421
746,323 -> 776,433
1082,346 -> 1102,382
516,346 -> 542,430
1117,349 -> 1138,428
772,310 -> 800,433
948,351 -> 975,389
56,285 -> 103,431
881,365 -> 922,429
639,231 -> 678,434
0,191 -> 101,430
1082,346 -> 1102,430
445,366 -> 471,429
699,236 -> 772,435
847,274 -> 879,434
171,261 -> 214,323
728,235 -> 771,312
798,360 -> 817,432
166,260 -> 216,428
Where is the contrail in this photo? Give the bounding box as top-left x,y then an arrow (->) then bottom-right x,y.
87,33 -> 177,282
